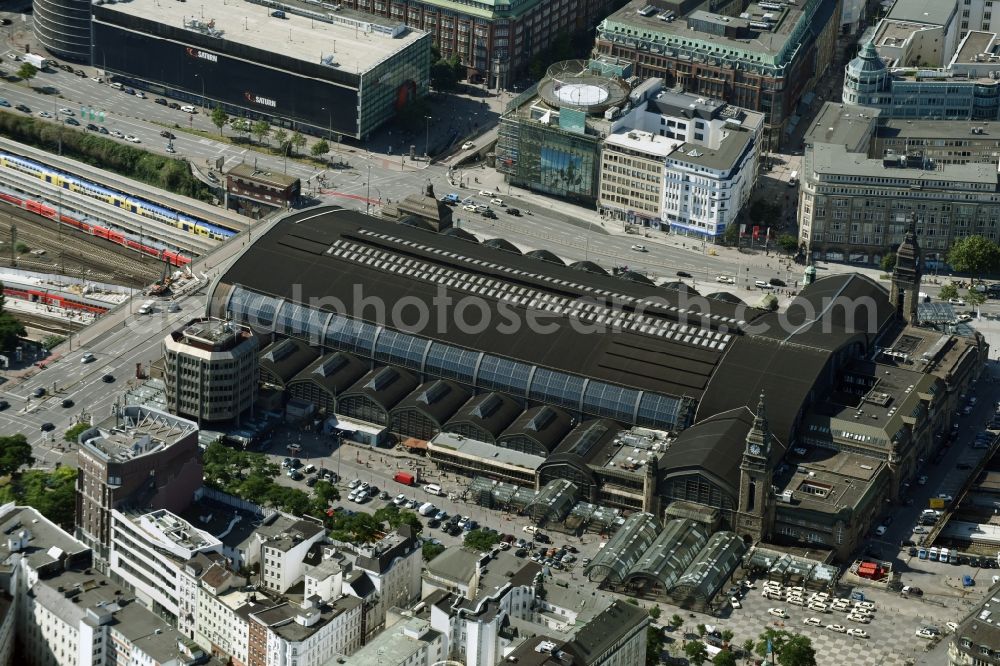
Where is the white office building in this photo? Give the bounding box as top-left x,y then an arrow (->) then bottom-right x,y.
109,509 -> 222,631
599,88 -> 763,239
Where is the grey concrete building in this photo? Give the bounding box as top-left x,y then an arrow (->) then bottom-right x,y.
163,318 -> 258,425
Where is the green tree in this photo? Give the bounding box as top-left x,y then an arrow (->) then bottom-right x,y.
230,117 -> 250,139
696,624 -> 707,638
646,626 -> 665,666
273,128 -> 289,153
939,283 -> 959,301
777,634 -> 817,666
967,288 -> 987,309
713,650 -> 738,666
422,541 -> 445,561
648,604 -> 661,620
14,243 -> 28,254
290,131 -> 307,156
669,614 -> 684,630
721,629 -> 735,644
329,511 -> 382,543
251,120 -> 271,145
463,528 -> 501,552
211,106 -> 229,136
0,434 -> 33,476
741,639 -> 755,665
17,62 -> 37,87
312,480 -> 340,507
63,422 -> 90,443
430,58 -> 460,91
777,234 -> 798,254
310,139 -> 330,159
685,640 -> 709,666
756,628 -> 792,658
881,252 -> 897,272
948,235 -> 1000,276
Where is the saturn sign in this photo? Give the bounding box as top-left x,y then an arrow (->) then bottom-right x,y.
186,47 -> 218,63
245,92 -> 277,108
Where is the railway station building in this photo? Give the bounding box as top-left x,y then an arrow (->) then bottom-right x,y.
91,0 -> 431,140
205,205 -> 986,561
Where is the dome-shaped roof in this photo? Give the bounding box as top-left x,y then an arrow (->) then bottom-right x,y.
846,41 -> 887,78
483,238 -> 522,254
705,291 -> 745,306
442,227 -> 479,243
525,249 -> 565,266
570,260 -> 609,275
618,270 -> 656,286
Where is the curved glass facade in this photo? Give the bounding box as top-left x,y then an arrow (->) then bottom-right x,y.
33,0 -> 92,62
224,285 -> 687,430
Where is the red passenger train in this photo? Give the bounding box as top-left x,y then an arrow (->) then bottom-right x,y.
0,191 -> 192,267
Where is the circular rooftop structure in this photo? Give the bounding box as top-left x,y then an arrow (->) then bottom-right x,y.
537,60 -> 631,115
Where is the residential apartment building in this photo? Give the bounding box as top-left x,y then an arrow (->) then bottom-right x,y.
195,570 -> 260,666
247,516 -> 325,595
0,503 -> 211,666
248,596 -> 363,666
109,509 -> 223,630
163,318 -> 259,425
599,89 -> 763,237
75,406 -> 203,571
798,101 -> 1000,265
344,616 -> 446,666
332,0 -> 618,87
594,0 -> 840,142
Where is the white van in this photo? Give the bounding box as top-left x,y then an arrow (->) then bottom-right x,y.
788,170 -> 798,186
418,502 -> 436,516
424,483 -> 442,496
109,82 -> 123,90
138,300 -> 155,315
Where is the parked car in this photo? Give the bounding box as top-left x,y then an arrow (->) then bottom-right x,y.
767,608 -> 787,618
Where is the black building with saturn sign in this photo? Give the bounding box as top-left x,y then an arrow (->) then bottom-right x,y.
91,0 -> 430,140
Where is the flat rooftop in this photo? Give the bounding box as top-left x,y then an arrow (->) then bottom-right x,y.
348,617 -> 441,663
805,102 -> 880,150
0,505 -> 89,570
604,129 -> 680,158
85,407 -> 197,463
774,449 -> 886,514
811,142 -> 998,183
667,127 -> 756,171
96,0 -> 425,74
877,118 -> 1000,140
428,432 -> 546,472
600,0 -> 815,61
953,30 -> 1000,64
886,0 -> 957,27
228,163 -> 299,188
179,497 -> 264,553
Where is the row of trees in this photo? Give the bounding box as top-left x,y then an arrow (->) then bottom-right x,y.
0,110 -> 213,200
0,289 -> 25,353
212,108 -> 331,159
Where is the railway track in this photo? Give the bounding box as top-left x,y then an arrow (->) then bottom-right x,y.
0,204 -> 163,288
18,311 -> 86,337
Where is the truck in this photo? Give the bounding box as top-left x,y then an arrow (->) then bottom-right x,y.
22,53 -> 48,70
393,471 -> 416,486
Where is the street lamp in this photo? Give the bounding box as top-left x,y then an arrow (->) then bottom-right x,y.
424,114 -> 432,158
